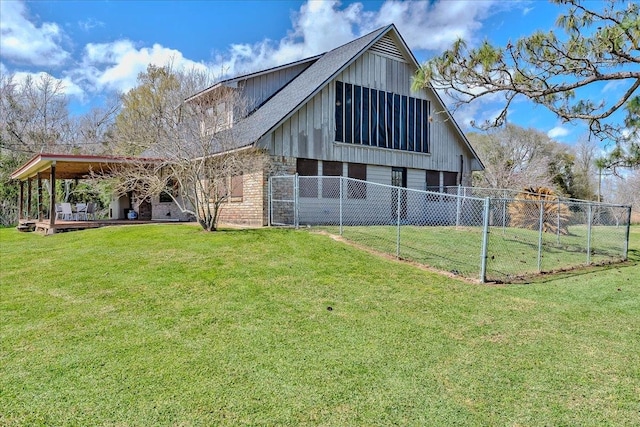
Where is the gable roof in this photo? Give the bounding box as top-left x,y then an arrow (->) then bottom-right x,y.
226,25 -> 391,146
211,24 -> 482,168
185,54 -> 322,103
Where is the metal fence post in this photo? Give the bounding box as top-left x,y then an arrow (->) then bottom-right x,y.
396,188 -> 401,258
537,201 -> 544,272
339,176 -> 343,236
294,174 -> 299,229
624,206 -> 632,260
502,198 -> 507,233
480,197 -> 491,283
268,176 -> 272,227
556,198 -> 561,244
586,203 -> 593,264
456,185 -> 461,227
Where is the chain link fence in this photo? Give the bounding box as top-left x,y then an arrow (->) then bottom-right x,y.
269,175 -> 632,282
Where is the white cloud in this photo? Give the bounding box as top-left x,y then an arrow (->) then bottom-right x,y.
0,0 -> 70,66
522,7 -> 534,16
364,0 -> 499,52
78,18 -> 104,32
10,71 -> 85,100
547,126 -> 570,139
3,0 -> 508,107
209,0 -> 503,78
75,41 -> 210,94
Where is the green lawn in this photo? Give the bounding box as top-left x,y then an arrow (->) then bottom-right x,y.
1,225 -> 639,426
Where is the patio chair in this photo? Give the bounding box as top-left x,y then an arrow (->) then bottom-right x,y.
60,202 -> 75,220
86,202 -> 97,220
76,203 -> 88,221
54,203 -> 63,220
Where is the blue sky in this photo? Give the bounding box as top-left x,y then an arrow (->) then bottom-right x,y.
0,0 -> 626,145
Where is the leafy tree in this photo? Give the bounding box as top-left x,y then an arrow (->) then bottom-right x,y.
113,65 -> 182,155
414,0 -> 640,167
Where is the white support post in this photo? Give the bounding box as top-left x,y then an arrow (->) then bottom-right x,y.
623,206 -> 631,260
268,176 -> 272,227
455,185 -> 461,227
294,174 -> 299,229
480,197 -> 491,283
339,176 -> 343,236
586,203 -> 592,264
396,188 -> 401,258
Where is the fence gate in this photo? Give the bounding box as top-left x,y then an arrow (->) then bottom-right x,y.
268,175 -> 297,227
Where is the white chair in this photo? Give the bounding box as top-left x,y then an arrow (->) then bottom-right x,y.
76,203 -> 88,220
60,203 -> 75,220
54,203 -> 63,220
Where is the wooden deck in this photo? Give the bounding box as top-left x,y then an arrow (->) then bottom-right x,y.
18,219 -> 184,235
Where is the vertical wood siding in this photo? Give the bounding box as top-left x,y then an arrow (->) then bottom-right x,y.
240,62 -> 313,113
260,49 -> 477,178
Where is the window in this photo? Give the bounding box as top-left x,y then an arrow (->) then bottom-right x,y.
201,101 -> 233,136
348,163 -> 367,199
335,82 -> 343,142
159,179 -> 177,203
230,174 -> 243,202
335,81 -> 430,153
297,158 -> 318,198
322,161 -> 342,198
426,170 -> 440,192
443,171 -> 458,189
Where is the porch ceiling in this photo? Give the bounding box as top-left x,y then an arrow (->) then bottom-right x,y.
10,153 -> 157,181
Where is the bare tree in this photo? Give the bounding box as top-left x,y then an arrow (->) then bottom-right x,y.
0,73 -> 73,154
469,125 -> 561,190
71,95 -> 120,154
109,65 -> 270,231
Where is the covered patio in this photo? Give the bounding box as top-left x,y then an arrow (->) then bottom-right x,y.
10,153 -> 158,234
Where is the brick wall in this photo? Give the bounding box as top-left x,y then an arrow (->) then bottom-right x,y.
217,155 -> 296,227
217,169 -> 265,226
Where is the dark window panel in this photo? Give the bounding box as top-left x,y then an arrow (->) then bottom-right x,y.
335,81 -> 343,142
393,94 -> 401,149
354,85 -> 361,144
322,161 -> 342,198
370,89 -> 377,147
362,87 -> 370,145
345,83 -> 353,144
422,99 -> 430,153
443,171 -> 458,188
426,170 -> 440,192
347,163 -> 367,199
378,90 -> 387,147
415,100 -> 422,153
408,97 -> 415,152
297,158 -> 318,197
386,92 -> 394,149
400,95 -> 408,150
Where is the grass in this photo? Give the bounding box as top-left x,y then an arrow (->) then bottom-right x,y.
320,224 -> 630,281
1,224 -> 639,426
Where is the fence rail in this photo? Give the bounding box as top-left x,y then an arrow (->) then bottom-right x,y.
269,175 -> 632,282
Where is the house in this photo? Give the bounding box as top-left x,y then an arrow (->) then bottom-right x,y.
155,24 -> 484,227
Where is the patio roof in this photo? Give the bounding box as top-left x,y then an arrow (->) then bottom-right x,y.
10,153 -> 156,181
